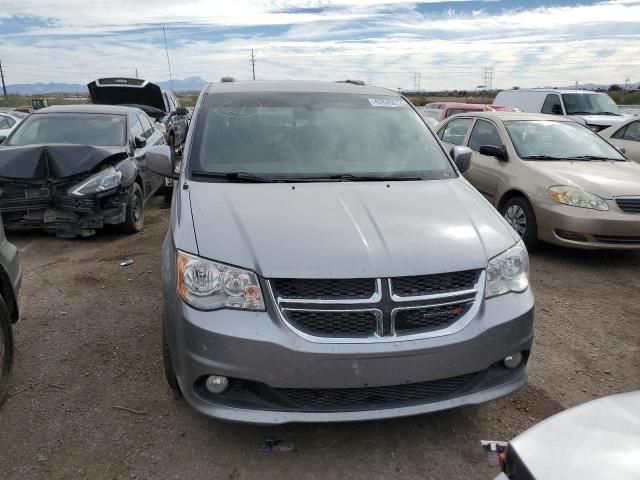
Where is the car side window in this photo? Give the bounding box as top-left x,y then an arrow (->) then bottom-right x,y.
130,114 -> 145,140
439,118 -> 473,146
541,94 -> 563,115
138,113 -> 154,138
468,120 -> 503,152
0,116 -> 15,129
622,121 -> 640,142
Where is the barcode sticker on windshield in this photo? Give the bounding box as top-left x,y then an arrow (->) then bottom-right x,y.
368,98 -> 406,108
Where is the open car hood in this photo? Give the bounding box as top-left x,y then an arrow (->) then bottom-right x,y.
87,78 -> 165,114
0,145 -> 128,179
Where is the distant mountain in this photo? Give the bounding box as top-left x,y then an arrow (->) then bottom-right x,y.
7,76 -> 208,95
550,82 -> 639,91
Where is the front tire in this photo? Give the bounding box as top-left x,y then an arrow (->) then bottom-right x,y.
501,196 -> 538,249
122,183 -> 144,234
0,297 -> 14,408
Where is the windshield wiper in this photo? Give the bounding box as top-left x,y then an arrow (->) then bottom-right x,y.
319,174 -> 426,182
190,171 -> 282,183
521,155 -> 565,161
564,155 -> 625,162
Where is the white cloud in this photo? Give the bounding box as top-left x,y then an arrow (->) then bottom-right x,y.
0,0 -> 639,90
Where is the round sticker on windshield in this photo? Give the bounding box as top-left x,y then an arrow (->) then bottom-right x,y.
215,98 -> 262,117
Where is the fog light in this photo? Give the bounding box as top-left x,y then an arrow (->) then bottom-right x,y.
205,375 -> 229,394
503,353 -> 523,369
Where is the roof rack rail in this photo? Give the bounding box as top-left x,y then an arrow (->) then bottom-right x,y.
221,77 -> 236,83
336,79 -> 365,86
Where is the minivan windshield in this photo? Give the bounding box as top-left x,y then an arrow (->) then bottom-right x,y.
505,120 -> 626,161
7,113 -> 127,146
561,93 -> 620,116
189,92 -> 455,181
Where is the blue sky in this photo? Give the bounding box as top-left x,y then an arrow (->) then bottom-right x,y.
0,0 -> 638,90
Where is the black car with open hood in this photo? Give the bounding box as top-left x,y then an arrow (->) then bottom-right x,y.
88,78 -> 189,153
0,104 -> 167,237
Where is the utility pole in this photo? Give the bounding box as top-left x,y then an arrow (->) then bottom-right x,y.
162,26 -> 174,91
0,60 -> 7,98
136,68 -> 139,79
483,66 -> 494,93
250,49 -> 256,80
413,72 -> 421,92
625,77 -> 630,90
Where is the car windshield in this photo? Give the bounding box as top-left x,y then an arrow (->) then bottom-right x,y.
505,120 -> 626,161
7,113 -> 127,146
189,92 -> 455,181
561,93 -> 620,115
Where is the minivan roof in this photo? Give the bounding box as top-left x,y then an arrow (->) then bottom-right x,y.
30,104 -> 133,115
205,80 -> 395,96
499,89 -> 603,95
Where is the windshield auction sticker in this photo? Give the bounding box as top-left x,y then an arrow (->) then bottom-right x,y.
368,98 -> 406,107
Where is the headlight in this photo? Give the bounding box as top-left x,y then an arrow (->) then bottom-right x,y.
485,240 -> 529,298
176,250 -> 264,311
548,186 -> 609,211
68,167 -> 122,197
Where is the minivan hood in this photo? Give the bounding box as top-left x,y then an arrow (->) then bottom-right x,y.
528,160 -> 640,199
186,179 -> 517,279
87,79 -> 165,113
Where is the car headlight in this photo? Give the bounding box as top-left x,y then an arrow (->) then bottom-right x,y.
176,250 -> 264,311
68,167 -> 122,197
485,240 -> 529,298
548,186 -> 609,211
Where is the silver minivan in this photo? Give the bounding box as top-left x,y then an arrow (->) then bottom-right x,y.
146,80 -> 534,424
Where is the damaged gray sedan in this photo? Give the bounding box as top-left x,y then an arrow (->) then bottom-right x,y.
0,105 -> 165,237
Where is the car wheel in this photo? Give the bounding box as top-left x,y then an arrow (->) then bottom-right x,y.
122,183 -> 144,234
162,318 -> 181,397
501,196 -> 538,249
0,297 -> 14,408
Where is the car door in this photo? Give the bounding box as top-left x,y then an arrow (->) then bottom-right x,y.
138,112 -> 166,194
129,112 -> 156,199
609,121 -> 640,163
463,119 -> 505,203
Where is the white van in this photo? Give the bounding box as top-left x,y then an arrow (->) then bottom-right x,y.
493,89 -> 628,132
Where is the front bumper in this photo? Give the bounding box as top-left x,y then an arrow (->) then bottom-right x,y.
534,200 -> 640,249
0,185 -> 130,237
165,288 -> 534,425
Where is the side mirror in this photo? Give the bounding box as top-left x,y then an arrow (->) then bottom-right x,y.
174,107 -> 188,116
551,105 -> 563,115
451,146 -> 472,173
618,147 -> 626,154
479,145 -> 509,161
146,145 -> 178,179
134,136 -> 147,149
0,135 -> 6,144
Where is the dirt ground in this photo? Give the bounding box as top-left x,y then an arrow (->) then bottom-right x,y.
0,198 -> 638,479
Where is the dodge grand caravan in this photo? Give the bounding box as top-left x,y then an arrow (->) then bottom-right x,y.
146,80 -> 534,424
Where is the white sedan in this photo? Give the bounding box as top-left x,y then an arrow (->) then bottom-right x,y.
0,112 -> 26,140
600,116 -> 640,163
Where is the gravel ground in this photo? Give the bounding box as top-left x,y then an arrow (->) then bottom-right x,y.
1,197 -> 639,479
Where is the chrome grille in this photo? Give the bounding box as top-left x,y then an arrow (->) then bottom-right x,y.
269,270 -> 484,342
272,278 -> 376,300
284,309 -> 380,337
391,270 -> 481,297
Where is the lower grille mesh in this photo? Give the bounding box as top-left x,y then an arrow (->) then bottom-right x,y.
276,373 -> 476,410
